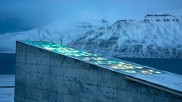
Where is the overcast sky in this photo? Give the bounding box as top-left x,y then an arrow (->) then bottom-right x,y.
0,0 -> 182,33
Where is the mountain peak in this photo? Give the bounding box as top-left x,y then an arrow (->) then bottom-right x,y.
0,10 -> 182,59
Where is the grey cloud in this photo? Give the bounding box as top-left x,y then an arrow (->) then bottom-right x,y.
0,0 -> 182,33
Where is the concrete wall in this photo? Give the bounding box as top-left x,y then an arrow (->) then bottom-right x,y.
15,41 -> 182,102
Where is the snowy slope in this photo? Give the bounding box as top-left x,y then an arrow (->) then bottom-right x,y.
0,10 -> 182,58
0,19 -> 109,53
71,12 -> 182,58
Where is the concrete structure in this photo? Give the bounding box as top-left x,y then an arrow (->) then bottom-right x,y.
15,41 -> 182,102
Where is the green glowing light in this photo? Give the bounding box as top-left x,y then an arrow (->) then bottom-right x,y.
81,57 -> 107,61
109,63 -> 134,70
44,46 -> 56,50
92,60 -> 120,65
124,70 -> 137,74
23,40 -> 162,75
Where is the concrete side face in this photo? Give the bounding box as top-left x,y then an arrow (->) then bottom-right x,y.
15,42 -> 182,102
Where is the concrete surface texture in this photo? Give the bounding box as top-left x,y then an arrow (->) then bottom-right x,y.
15,41 -> 182,102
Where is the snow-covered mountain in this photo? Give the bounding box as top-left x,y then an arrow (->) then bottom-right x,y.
0,10 -> 182,58
0,19 -> 109,53
70,12 -> 182,58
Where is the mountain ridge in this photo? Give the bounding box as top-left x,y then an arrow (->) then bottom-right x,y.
0,10 -> 182,58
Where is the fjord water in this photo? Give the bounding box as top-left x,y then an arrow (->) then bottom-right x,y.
0,53 -> 182,75
0,54 -> 15,75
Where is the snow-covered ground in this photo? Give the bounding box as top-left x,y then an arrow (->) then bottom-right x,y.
0,75 -> 15,102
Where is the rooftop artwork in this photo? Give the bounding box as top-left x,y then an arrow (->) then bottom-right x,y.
23,41 -> 161,75
21,41 -> 182,94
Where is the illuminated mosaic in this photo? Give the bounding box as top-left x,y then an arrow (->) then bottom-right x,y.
23,41 -> 162,75
80,57 -> 108,61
